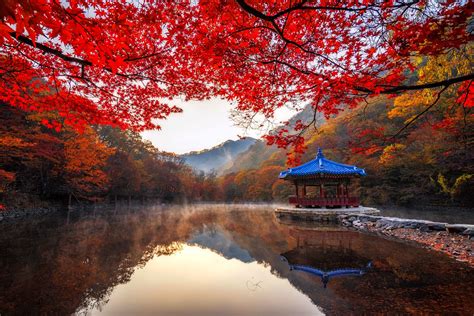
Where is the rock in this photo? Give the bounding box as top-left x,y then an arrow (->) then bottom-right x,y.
446,224 -> 469,234
341,219 -> 351,227
370,217 -> 380,222
419,225 -> 430,232
462,228 -> 474,236
404,222 -> 421,229
428,223 -> 446,231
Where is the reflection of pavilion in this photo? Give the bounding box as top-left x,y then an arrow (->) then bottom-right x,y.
281,242 -> 372,288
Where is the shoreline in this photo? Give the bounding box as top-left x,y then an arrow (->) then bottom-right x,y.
339,214 -> 474,267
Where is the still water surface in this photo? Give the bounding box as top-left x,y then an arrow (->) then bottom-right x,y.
0,205 -> 473,315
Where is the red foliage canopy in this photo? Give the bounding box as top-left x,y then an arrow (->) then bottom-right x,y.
1,0 -> 473,150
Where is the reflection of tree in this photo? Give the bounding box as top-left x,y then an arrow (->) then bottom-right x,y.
0,208 -> 190,314
0,206 -> 473,314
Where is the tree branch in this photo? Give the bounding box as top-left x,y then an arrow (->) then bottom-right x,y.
10,32 -> 92,66
235,0 -> 421,21
389,85 -> 449,139
355,73 -> 474,95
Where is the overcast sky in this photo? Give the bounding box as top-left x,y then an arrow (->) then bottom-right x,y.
141,98 -> 296,154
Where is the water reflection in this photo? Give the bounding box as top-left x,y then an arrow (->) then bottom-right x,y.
0,205 -> 473,315
281,252 -> 371,289
85,244 -> 320,316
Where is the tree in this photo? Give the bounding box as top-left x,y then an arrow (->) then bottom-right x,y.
0,104 -> 65,207
63,127 -> 114,203
1,0 -> 472,160
104,151 -> 141,202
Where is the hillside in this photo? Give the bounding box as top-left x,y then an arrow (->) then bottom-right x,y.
181,137 -> 257,173
215,95 -> 473,207
222,140 -> 279,174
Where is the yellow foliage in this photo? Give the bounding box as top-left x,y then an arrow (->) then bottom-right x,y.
379,143 -> 406,165
436,173 -> 473,198
390,43 -> 473,123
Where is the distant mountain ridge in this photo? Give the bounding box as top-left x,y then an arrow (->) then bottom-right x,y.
182,104 -> 321,174
180,137 -> 257,173
223,103 -> 325,174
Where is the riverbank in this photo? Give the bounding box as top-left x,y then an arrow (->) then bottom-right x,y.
339,214 -> 474,266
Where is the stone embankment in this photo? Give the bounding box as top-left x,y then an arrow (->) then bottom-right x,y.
339,214 -> 474,266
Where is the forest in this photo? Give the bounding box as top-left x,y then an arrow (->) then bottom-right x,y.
0,0 -> 473,210
0,103 -> 222,209
2,46 -> 473,208
219,46 -> 473,206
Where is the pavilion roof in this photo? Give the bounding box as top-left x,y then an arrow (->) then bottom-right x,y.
279,148 -> 366,179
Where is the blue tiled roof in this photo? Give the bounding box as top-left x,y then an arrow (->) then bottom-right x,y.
279,148 -> 366,179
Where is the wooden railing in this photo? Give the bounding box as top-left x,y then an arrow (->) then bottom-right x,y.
288,196 -> 360,208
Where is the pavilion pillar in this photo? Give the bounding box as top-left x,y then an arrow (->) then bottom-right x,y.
295,182 -> 299,198
320,184 -> 324,198
302,185 -> 306,197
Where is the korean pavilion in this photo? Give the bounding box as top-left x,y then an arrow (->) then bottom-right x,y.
279,148 -> 366,208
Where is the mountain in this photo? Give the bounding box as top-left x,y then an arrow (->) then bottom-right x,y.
223,103 -> 325,174
187,228 -> 254,263
180,137 -> 257,173
222,139 -> 279,174
182,104 -> 321,174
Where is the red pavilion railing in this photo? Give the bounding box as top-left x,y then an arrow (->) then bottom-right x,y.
288,196 -> 360,208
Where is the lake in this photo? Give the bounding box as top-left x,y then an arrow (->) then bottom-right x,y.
0,204 -> 473,315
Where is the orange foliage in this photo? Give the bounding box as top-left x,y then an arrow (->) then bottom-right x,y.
63,127 -> 114,200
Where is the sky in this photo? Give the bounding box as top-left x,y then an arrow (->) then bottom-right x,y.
141,98 -> 296,154
85,244 -> 322,315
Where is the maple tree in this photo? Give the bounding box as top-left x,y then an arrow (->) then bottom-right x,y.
63,126 -> 113,202
1,0 -> 472,162
212,78 -> 473,206
0,103 -> 219,209
0,104 -> 65,207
